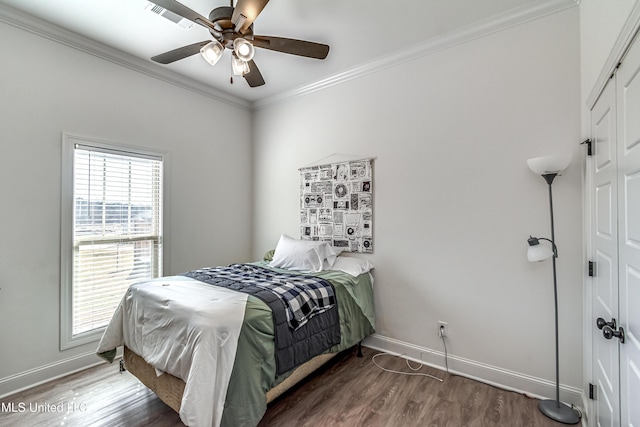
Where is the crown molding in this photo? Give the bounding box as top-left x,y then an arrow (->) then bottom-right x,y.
253,0 -> 579,110
0,4 -> 251,111
0,1 -> 578,112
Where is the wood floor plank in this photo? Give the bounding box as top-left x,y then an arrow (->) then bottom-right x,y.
1,346 -> 576,426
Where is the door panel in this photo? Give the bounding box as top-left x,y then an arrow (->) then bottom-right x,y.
617,33 -> 640,427
596,183 -> 613,238
591,77 -> 620,427
595,250 -> 613,312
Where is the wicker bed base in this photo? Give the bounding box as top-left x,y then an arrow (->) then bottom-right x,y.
123,346 -> 336,414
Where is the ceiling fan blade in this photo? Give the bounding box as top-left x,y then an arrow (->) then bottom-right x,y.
150,0 -> 217,31
151,41 -> 210,64
231,0 -> 270,33
252,36 -> 329,59
243,59 -> 265,87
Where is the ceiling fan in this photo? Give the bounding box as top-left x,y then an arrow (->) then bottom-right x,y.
149,0 -> 330,87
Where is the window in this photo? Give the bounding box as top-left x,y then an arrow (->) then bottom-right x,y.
61,134 -> 164,349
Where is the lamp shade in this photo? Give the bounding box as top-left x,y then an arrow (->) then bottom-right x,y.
527,241 -> 554,262
233,38 -> 255,62
527,154 -> 572,175
200,40 -> 224,66
232,54 -> 250,75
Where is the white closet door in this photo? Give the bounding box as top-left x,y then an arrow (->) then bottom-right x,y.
591,76 -> 620,427
617,34 -> 640,427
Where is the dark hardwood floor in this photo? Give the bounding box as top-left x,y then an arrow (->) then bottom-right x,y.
0,347 -> 576,426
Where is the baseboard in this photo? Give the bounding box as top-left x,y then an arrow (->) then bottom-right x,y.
363,334 -> 584,410
2,336 -> 585,415
0,351 -> 115,399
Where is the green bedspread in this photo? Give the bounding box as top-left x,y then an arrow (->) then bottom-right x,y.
220,261 -> 375,427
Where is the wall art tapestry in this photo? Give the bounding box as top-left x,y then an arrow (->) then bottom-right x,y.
299,158 -> 373,253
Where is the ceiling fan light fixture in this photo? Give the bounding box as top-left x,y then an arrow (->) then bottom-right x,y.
232,53 -> 250,76
149,0 -> 330,88
233,38 -> 255,62
200,40 -> 224,66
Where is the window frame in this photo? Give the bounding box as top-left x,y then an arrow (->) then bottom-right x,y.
60,133 -> 168,350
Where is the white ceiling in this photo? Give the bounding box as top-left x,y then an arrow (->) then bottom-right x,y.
1,0 -> 552,103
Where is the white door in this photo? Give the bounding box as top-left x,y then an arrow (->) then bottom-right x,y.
616,34 -> 640,427
591,76 -> 620,427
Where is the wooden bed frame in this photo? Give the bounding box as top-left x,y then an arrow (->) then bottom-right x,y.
123,346 -> 338,414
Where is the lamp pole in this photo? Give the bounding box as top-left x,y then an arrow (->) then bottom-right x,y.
538,172 -> 580,424
545,173 -> 560,407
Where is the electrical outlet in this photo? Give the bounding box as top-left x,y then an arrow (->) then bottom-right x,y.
438,321 -> 448,337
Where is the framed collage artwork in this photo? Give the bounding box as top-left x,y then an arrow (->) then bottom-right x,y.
299,158 -> 373,253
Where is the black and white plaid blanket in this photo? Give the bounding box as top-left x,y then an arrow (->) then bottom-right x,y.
183,263 -> 336,330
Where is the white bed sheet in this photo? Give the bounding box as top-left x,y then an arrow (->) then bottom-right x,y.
97,276 -> 248,427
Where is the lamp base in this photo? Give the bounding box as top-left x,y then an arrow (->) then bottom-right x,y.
539,399 -> 580,424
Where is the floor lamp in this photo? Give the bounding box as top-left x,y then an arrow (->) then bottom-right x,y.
526,154 -> 580,425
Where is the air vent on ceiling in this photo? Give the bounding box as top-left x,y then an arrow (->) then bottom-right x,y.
146,2 -> 194,30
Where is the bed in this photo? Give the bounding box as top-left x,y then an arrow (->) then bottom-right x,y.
97,236 -> 375,427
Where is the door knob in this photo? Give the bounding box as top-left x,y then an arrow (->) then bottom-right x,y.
602,325 -> 625,343
596,317 -> 616,330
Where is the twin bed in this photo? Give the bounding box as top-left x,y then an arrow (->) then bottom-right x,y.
97,236 -> 375,427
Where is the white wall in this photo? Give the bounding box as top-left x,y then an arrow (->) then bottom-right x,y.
253,8 -> 583,402
0,21 -> 252,393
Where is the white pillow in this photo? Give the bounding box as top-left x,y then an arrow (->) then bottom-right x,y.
270,235 -> 337,272
330,256 -> 374,277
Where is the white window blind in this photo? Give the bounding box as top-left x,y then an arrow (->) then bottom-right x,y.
62,137 -> 163,347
